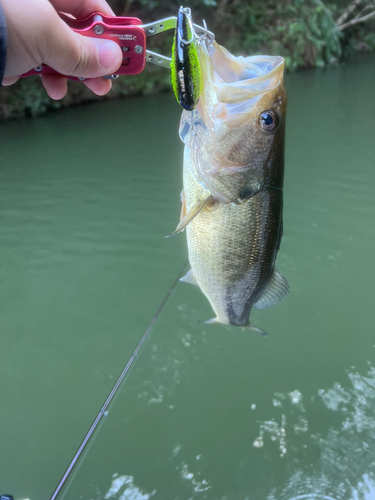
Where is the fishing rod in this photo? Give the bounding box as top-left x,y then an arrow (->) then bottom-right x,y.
50,261 -> 188,500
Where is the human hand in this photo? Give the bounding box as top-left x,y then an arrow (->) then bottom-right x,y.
1,0 -> 123,99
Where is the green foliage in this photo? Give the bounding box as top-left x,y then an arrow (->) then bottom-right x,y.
215,0 -> 342,70
0,77 -> 61,119
338,14 -> 375,55
363,32 -> 375,50
115,64 -> 171,96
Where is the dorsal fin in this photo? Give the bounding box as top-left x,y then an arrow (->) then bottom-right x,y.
253,269 -> 289,309
165,195 -> 213,238
179,269 -> 198,286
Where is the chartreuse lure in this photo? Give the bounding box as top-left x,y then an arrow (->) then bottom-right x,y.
171,7 -> 202,111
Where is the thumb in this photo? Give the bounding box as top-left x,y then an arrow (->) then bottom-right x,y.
42,15 -> 122,78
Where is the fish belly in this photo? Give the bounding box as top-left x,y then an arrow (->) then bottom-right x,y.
184,149 -> 283,326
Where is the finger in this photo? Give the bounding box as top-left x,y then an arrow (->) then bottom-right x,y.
42,14 -> 122,79
83,77 -> 112,96
41,74 -> 68,100
2,76 -> 19,86
48,0 -> 115,18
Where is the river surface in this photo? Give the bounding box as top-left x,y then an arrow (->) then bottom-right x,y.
1,54 -> 375,500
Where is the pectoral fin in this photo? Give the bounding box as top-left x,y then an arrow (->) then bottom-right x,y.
253,269 -> 289,309
179,269 -> 198,286
166,195 -> 213,238
180,190 -> 186,221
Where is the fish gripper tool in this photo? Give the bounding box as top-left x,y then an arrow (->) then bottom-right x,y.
20,11 -> 214,81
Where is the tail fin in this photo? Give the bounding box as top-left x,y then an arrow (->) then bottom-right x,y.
244,323 -> 268,337
201,318 -> 268,336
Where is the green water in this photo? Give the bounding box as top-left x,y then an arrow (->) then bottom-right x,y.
0,54 -> 375,500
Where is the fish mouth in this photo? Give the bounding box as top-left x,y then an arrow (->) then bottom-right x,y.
179,40 -> 287,194
198,41 -> 285,105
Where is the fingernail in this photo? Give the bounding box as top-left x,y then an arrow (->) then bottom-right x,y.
98,41 -> 120,70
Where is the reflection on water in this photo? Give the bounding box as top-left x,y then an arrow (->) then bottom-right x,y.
104,474 -> 155,500
287,496 -> 337,500
138,340 -> 186,405
92,349 -> 375,500
179,462 -> 211,494
250,364 -> 375,500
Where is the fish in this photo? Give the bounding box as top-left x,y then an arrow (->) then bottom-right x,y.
170,38 -> 289,335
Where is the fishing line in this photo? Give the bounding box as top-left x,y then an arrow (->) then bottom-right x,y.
50,260 -> 189,500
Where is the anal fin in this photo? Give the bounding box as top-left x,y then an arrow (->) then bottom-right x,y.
253,269 -> 289,309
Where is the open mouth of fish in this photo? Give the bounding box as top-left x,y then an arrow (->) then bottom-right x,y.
179,40 -> 286,183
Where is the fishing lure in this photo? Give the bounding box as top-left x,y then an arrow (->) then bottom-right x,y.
171,7 -> 203,111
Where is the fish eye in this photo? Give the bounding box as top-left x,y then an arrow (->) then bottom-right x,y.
259,110 -> 278,132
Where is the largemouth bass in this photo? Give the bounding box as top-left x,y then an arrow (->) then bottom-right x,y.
171,39 -> 289,334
